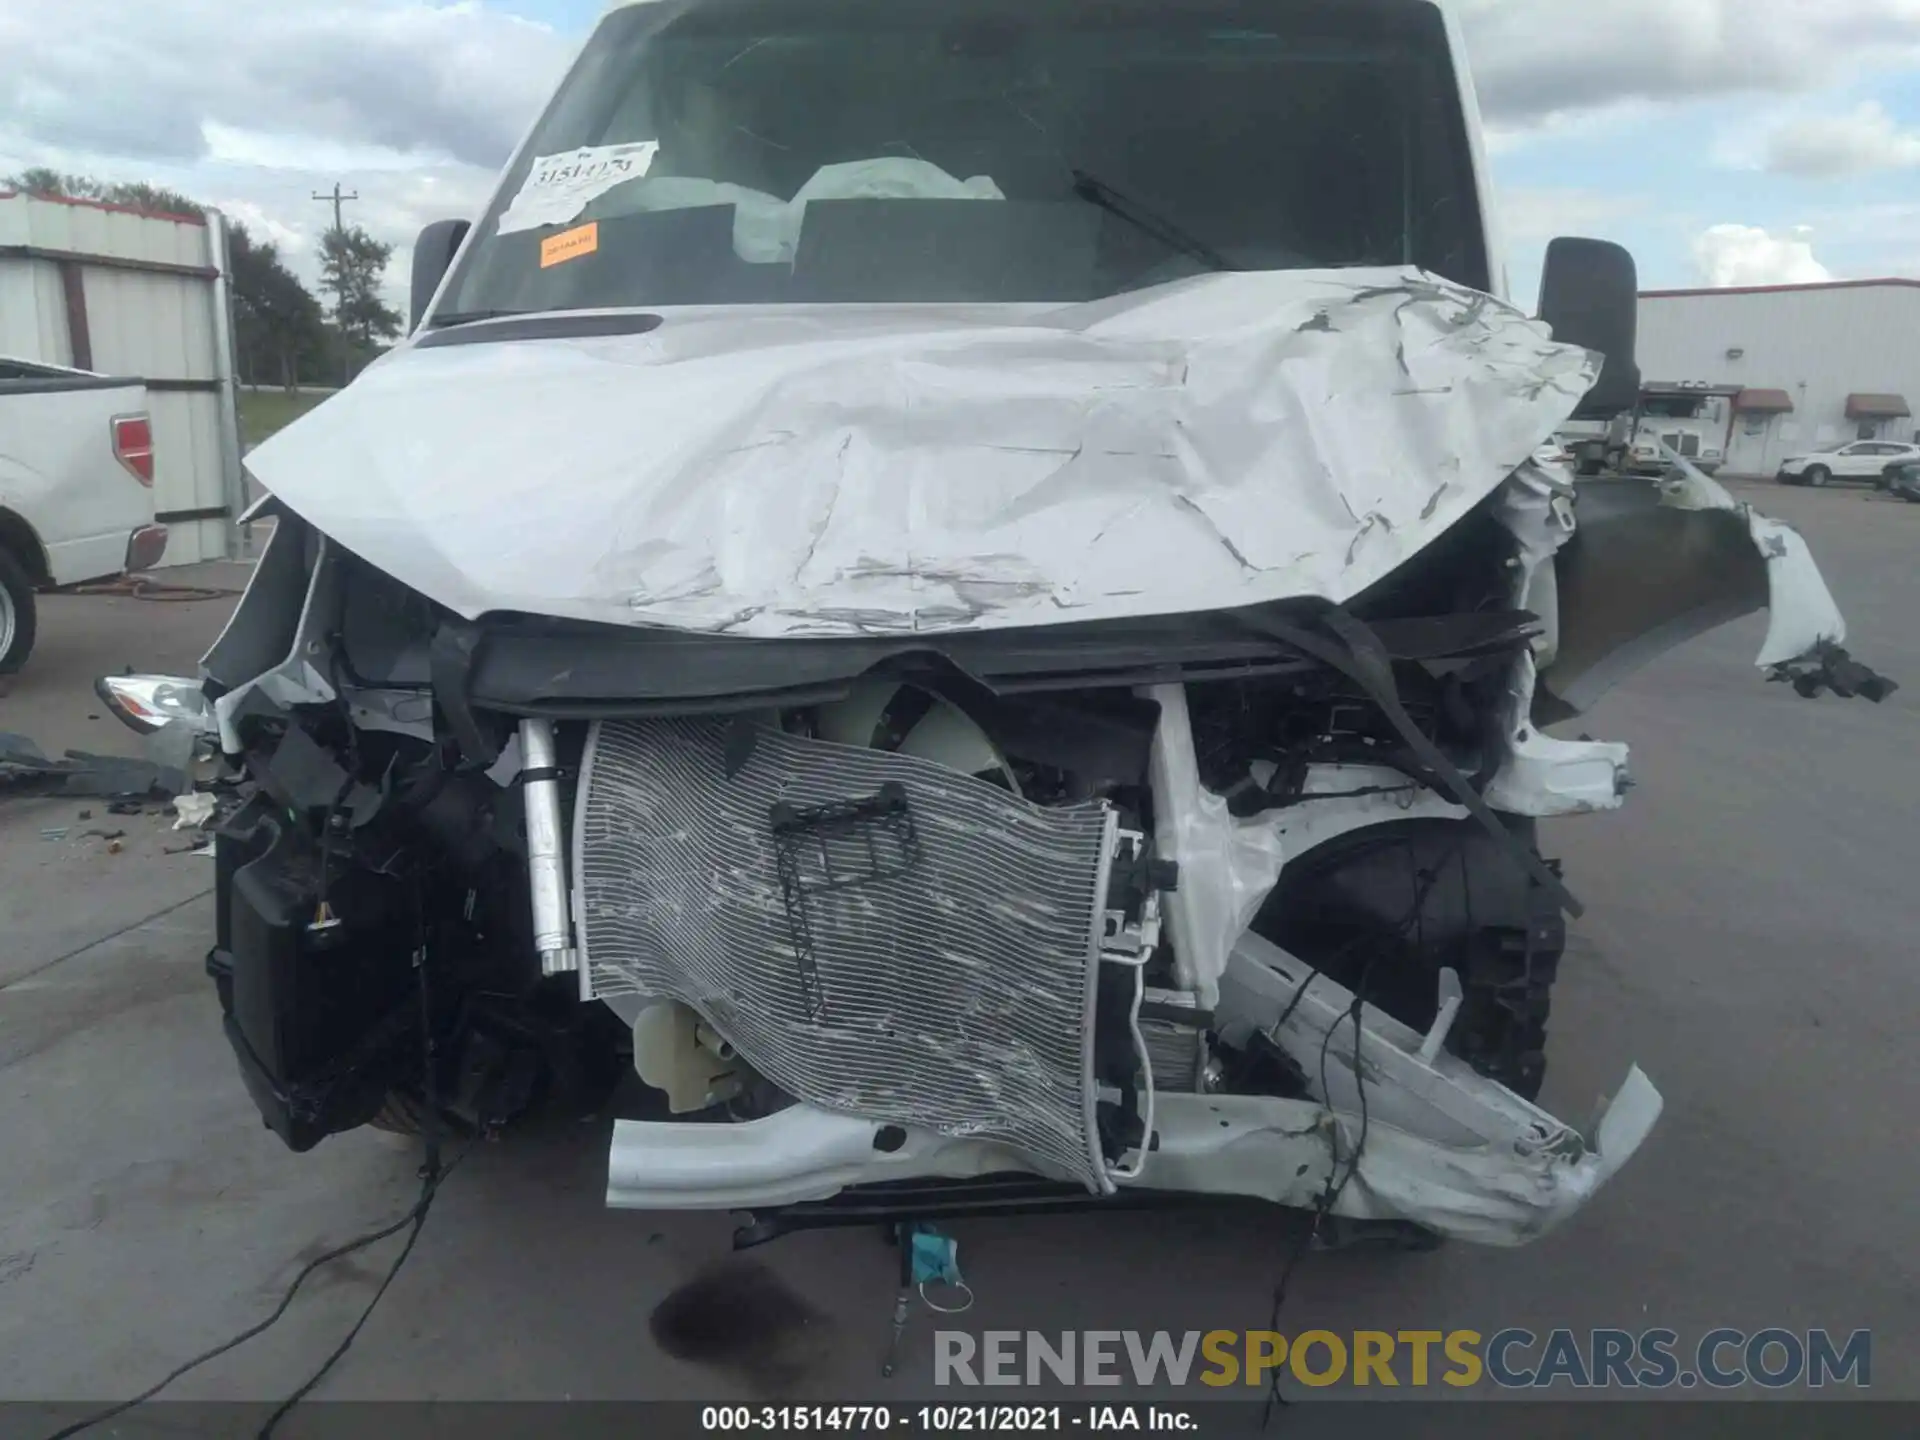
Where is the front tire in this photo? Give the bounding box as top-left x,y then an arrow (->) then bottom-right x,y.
0,546 -> 38,675
1805,465 -> 1831,488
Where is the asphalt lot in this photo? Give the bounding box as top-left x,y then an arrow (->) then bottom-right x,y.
2,480 -> 1916,1421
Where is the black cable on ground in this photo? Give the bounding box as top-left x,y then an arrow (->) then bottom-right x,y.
43,882 -> 453,1440
38,1157 -> 458,1440
254,880 -> 447,1439
1260,851 -> 1446,1429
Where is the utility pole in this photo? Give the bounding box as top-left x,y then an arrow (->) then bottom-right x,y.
311,183 -> 361,386
311,182 -> 359,236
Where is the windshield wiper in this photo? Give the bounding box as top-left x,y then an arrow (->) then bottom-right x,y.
1069,169 -> 1237,275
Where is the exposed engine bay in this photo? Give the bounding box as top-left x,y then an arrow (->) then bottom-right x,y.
196,429 -> 1891,1246
195,253 -> 1898,1248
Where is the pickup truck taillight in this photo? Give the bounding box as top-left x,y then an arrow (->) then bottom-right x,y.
113,414 -> 155,486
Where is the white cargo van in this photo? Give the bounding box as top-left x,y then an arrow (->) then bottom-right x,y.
192,0 -> 1887,1250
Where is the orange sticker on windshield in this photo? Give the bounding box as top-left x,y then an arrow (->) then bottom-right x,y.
540,222 -> 599,268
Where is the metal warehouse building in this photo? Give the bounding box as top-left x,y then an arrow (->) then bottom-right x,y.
1636,278 -> 1920,479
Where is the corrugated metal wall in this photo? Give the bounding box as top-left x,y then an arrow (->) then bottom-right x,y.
0,254 -> 70,359
0,191 -> 243,566
1638,282 -> 1920,475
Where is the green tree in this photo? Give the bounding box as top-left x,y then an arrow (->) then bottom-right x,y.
4,166 -> 86,197
320,226 -> 402,365
4,169 -> 202,218
102,180 -> 205,218
228,224 -> 326,392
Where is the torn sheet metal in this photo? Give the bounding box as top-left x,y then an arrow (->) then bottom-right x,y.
1143,682 -> 1464,1008
1539,454 -> 1853,718
0,731 -> 193,800
1483,461 -> 1632,816
607,942 -> 1662,1246
1212,929 -> 1662,1244
1649,456 -> 1845,668
245,266 -> 1599,639
208,526 -> 342,755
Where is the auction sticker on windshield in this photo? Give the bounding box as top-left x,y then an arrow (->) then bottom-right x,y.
499,141 -> 661,234
541,222 -> 600,269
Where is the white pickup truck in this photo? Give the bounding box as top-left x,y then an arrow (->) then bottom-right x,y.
0,356 -> 167,672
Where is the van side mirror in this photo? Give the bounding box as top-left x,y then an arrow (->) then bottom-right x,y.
410,219 -> 472,332
1538,237 -> 1641,419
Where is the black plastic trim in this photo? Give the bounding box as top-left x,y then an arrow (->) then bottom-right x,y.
414,311 -> 664,349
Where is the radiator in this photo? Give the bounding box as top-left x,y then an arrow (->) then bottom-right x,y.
574,717 -> 1120,1192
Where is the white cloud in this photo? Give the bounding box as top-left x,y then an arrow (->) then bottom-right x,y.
202,122 -> 436,176
1691,224 -> 1834,287
1763,102 -> 1920,176
214,198 -> 311,257
1459,0 -> 1920,128
0,0 -> 570,169
0,2 -> 556,312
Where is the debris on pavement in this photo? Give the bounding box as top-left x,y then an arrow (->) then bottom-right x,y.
1,728 -> 188,802
1768,640 -> 1900,703
4,720 -> 244,816
172,793 -> 218,830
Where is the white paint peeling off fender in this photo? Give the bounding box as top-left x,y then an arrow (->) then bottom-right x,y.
245,266 -> 1599,639
1484,652 -> 1632,817
1484,462 -> 1633,817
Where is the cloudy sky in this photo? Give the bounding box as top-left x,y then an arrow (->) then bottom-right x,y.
4,0 -> 1919,310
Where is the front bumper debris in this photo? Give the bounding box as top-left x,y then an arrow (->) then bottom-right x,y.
606,928 -> 1661,1248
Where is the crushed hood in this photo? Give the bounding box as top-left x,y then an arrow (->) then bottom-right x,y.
247,266 -> 1600,639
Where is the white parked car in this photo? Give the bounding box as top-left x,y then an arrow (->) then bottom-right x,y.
0,356 -> 167,672
1777,440 -> 1920,489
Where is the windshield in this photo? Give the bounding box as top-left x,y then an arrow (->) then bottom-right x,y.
1640,395 -> 1714,420
435,0 -> 1485,319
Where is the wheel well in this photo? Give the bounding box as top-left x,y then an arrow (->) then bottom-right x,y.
0,508 -> 51,585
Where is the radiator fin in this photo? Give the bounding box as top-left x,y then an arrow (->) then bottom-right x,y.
575,717 -> 1116,1191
